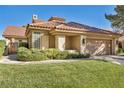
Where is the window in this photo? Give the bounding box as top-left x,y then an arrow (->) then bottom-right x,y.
82,38 -> 86,44
32,32 -> 41,48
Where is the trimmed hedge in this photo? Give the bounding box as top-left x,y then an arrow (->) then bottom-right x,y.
17,47 -> 48,61
44,48 -> 60,59
17,47 -> 90,61
0,40 -> 5,58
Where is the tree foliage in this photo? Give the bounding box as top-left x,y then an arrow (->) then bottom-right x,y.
105,5 -> 124,32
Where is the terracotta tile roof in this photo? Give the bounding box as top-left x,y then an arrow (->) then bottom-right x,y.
32,19 -> 45,23
29,21 -> 120,35
3,26 -> 26,38
30,21 -> 63,29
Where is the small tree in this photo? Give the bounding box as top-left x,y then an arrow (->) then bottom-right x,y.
105,5 -> 124,33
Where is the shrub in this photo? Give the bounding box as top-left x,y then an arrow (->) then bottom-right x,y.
67,53 -> 90,59
17,47 -> 90,61
17,47 -> 48,61
81,53 -> 90,58
30,49 -> 48,61
117,48 -> 124,54
56,51 -> 70,59
17,47 -> 32,61
0,40 -> 5,58
44,48 -> 60,59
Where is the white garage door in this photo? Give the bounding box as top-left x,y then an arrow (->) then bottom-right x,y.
86,39 -> 112,55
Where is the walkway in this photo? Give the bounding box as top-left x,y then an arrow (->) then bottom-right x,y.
0,54 -> 90,64
0,54 -> 124,65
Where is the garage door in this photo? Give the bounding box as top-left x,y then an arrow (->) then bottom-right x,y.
86,39 -> 112,55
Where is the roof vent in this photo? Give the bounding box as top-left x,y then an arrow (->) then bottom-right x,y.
48,16 -> 65,22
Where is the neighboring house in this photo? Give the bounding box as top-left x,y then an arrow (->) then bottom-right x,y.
3,15 -> 121,55
3,26 -> 27,54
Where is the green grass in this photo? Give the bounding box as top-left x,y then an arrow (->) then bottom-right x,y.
0,60 -> 124,88
118,53 -> 124,56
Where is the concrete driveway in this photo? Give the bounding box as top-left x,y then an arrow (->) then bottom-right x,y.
92,55 -> 124,65
0,54 -> 124,65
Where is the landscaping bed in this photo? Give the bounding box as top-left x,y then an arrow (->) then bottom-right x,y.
0,60 -> 124,88
17,47 -> 90,61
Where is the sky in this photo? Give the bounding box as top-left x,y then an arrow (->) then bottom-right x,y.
0,5 -> 116,39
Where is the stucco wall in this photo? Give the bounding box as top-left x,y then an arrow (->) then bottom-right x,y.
71,36 -> 80,51
49,35 -> 55,48
65,36 -> 71,49
26,29 -> 119,55
4,37 -> 27,54
41,35 -> 49,50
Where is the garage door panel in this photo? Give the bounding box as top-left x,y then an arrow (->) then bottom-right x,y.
86,39 -> 112,55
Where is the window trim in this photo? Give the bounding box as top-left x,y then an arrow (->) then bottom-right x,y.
32,32 -> 41,49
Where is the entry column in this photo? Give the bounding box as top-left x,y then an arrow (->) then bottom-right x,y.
55,35 -> 65,51
112,38 -> 118,55
80,35 -> 86,54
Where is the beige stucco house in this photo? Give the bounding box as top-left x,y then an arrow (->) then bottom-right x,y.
3,15 -> 121,55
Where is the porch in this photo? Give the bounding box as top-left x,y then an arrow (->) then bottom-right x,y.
49,35 -> 85,53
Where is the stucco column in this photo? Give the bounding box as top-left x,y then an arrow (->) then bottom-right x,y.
80,35 -> 86,54
55,35 -> 65,51
41,35 -> 49,50
112,38 -> 118,55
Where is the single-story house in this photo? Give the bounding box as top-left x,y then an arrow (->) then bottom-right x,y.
3,26 -> 27,54
3,15 -> 121,55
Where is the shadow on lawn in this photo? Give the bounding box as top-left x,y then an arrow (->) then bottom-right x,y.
95,59 -> 109,62
7,54 -> 17,61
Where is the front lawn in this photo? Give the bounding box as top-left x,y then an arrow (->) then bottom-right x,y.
0,60 -> 124,88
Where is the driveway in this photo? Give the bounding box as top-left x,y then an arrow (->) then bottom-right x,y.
0,54 -> 124,65
92,55 -> 124,65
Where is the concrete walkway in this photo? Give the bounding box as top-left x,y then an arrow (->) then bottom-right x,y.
0,54 -> 91,64
0,54 -> 124,65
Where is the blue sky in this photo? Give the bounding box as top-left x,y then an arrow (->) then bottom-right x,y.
0,5 -> 115,39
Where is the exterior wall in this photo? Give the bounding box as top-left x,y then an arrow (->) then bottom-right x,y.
41,35 -> 49,50
28,30 -> 49,49
65,36 -> 71,49
27,31 -> 32,48
49,35 -> 55,48
71,36 -> 80,51
112,38 -> 118,55
4,37 -> 27,54
80,35 -> 86,54
27,29 -> 119,55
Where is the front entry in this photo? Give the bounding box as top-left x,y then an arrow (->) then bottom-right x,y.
8,42 -> 18,54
